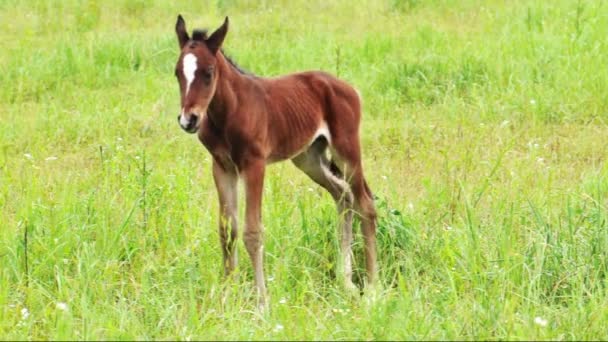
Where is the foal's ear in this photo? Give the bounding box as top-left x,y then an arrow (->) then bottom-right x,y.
206,17 -> 229,55
176,14 -> 189,49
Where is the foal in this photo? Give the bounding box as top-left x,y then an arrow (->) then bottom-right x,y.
174,15 -> 377,308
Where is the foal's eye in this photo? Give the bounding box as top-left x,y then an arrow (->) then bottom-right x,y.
201,67 -> 214,84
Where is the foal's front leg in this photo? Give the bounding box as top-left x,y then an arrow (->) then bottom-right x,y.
242,159 -> 268,309
212,160 -> 239,276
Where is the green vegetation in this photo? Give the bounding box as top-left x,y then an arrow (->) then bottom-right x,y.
1,0 -> 607,339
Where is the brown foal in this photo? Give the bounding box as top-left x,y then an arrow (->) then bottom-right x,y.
174,15 -> 377,308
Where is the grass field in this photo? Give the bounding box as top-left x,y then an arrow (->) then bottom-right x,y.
1,0 -> 608,340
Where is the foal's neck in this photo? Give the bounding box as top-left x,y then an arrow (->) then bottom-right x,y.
208,53 -> 253,125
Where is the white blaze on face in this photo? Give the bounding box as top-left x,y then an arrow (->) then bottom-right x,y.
180,53 -> 198,127
183,53 -> 198,96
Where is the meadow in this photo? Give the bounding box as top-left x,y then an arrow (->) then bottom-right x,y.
1,0 -> 607,339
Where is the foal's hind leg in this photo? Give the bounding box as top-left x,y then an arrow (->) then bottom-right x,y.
330,139 -> 378,288
292,139 -> 357,292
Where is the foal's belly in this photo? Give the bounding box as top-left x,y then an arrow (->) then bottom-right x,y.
266,119 -> 330,163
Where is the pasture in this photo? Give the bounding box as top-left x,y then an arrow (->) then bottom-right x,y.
1,0 -> 607,339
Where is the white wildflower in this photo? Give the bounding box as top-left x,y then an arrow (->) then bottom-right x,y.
21,307 -> 30,320
45,156 -> 58,161
273,324 -> 284,332
530,99 -> 537,105
24,153 -> 33,160
56,302 -> 68,311
534,316 -> 548,327
527,140 -> 540,149
278,298 -> 287,304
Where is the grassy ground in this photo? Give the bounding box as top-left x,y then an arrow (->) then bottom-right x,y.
1,0 -> 607,340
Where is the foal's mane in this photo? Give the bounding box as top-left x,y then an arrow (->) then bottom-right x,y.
191,28 -> 253,76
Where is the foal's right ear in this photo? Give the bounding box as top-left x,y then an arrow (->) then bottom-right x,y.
176,14 -> 189,49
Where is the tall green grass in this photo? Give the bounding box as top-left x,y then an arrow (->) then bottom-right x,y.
1,0 -> 607,339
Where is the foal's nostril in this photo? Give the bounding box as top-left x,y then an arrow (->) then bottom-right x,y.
177,115 -> 180,122
184,113 -> 199,131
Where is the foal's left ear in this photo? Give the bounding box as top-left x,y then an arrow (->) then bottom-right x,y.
206,17 -> 229,55
176,14 -> 189,49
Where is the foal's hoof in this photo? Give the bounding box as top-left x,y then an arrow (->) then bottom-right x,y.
342,279 -> 360,298
257,298 -> 269,315
362,283 -> 382,304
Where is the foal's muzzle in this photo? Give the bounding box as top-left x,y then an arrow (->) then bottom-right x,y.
178,113 -> 199,133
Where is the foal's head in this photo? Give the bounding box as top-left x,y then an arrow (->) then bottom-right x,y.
174,15 -> 229,133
